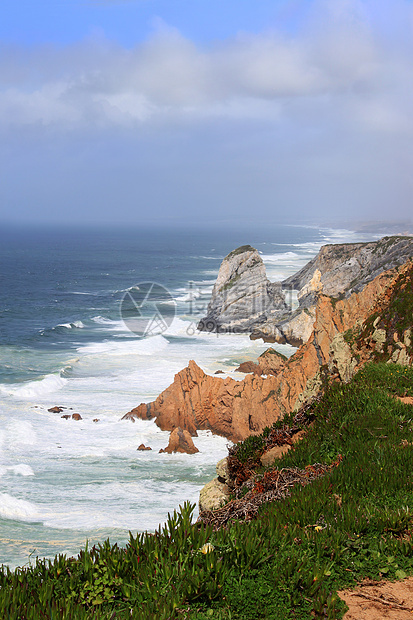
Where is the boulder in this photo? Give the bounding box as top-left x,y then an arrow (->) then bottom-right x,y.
137,444 -> 152,451
199,478 -> 230,512
61,414 -> 71,419
71,413 -> 82,421
329,333 -> 357,383
49,406 -> 64,413
235,361 -> 262,375
260,444 -> 291,467
216,457 -> 230,484
257,348 -> 287,375
292,430 -> 307,444
159,427 -> 199,454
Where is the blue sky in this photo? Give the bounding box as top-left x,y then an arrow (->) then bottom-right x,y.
0,1 -> 308,46
1,0 -> 412,228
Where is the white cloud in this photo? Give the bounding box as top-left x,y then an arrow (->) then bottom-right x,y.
1,0 -> 413,227
0,0 -> 411,135
1,82 -> 82,126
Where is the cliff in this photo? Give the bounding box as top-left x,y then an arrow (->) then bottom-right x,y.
198,235 -> 413,347
252,235 -> 413,344
123,260 -> 413,442
283,235 -> 413,304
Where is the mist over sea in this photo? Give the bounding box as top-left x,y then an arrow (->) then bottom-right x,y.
0,223 -> 381,568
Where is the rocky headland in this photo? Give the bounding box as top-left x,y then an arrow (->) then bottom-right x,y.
198,236 -> 413,346
255,234 -> 413,345
122,235 -> 413,445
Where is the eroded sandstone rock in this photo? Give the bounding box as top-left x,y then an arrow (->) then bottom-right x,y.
257,348 -> 287,375
235,361 -> 262,375
260,445 -> 291,466
123,262 -> 413,442
159,427 -> 199,454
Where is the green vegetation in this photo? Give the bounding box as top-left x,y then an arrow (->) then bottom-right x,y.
225,245 -> 256,260
372,236 -> 408,255
219,272 -> 241,293
343,326 -> 361,346
357,262 -> 413,357
2,363 -> 413,619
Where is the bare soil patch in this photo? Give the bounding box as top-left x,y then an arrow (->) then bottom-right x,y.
396,396 -> 413,405
339,577 -> 413,619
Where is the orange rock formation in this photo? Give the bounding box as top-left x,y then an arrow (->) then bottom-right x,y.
122,264 -> 409,442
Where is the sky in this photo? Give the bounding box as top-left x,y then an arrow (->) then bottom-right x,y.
0,0 -> 412,229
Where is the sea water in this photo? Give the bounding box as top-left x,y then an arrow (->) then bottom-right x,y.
0,223 -> 380,568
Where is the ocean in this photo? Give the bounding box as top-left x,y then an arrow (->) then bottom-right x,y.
0,223 -> 380,569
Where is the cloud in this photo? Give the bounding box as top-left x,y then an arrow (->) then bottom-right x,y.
1,0 -> 412,134
1,0 -> 412,226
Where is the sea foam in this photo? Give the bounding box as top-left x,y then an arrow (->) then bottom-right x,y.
0,374 -> 67,399
0,493 -> 40,523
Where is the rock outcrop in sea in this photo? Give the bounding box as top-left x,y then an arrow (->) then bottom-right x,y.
158,427 -> 199,454
197,245 -> 287,334
122,259 -> 413,442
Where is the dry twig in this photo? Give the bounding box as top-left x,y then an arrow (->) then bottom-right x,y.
349,591 -> 412,611
198,456 -> 342,529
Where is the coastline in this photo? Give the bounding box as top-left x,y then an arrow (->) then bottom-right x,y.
0,224 -> 401,569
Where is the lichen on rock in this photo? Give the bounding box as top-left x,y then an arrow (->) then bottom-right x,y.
199,478 -> 230,512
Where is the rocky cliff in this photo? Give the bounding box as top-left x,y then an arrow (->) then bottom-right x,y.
197,245 -> 287,333
283,235 -> 413,304
197,236 -> 413,346
123,260 -> 413,442
253,235 -> 413,345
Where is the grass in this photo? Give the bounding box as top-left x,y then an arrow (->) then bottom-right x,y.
226,245 -> 256,260
2,362 -> 413,619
